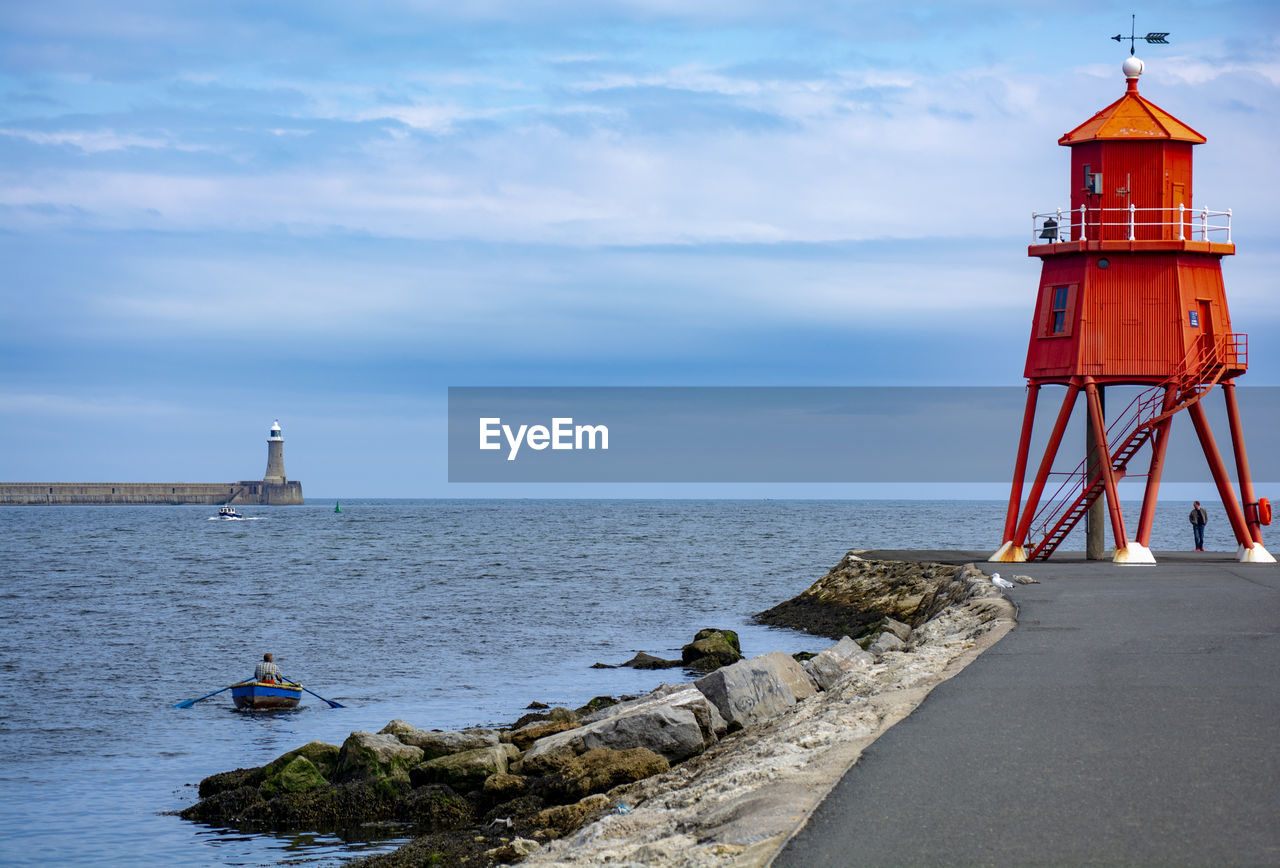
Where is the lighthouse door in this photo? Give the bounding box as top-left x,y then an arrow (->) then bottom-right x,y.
1198,299 -> 1216,361
1169,182 -> 1187,240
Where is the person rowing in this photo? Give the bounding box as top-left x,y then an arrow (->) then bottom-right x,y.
254,652 -> 283,684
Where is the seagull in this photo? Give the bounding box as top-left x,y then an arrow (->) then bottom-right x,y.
991,573 -> 1015,589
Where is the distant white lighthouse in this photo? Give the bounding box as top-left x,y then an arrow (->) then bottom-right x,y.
263,420 -> 287,484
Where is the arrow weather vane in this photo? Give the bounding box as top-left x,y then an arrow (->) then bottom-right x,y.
1112,14 -> 1169,55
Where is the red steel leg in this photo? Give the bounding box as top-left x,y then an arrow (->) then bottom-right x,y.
1014,382 -> 1080,547
1085,380 -> 1128,551
1135,386 -> 1177,547
1187,397 -> 1252,547
1002,384 -> 1041,544
1222,381 -> 1265,545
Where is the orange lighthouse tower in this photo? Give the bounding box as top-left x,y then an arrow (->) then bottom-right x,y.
991,57 -> 1273,564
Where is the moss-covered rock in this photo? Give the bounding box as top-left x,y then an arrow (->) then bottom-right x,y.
681,628 -> 743,671
409,744 -> 519,792
335,732 -> 424,783
516,743 -> 578,778
196,766 -> 265,799
486,836 -> 541,863
261,755 -> 327,798
401,785 -> 474,830
620,651 -> 683,669
241,777 -> 412,828
531,793 -> 611,839
547,706 -> 579,723
574,696 -> 622,716
180,784 -> 262,823
380,720 -> 501,761
756,557 -> 974,640
539,747 -> 669,802
482,772 -> 529,802
263,741 -> 340,780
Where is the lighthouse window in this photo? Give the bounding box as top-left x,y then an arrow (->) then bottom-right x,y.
1050,286 -> 1070,334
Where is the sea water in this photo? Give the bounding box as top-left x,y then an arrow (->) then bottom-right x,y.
0,499 -> 1228,866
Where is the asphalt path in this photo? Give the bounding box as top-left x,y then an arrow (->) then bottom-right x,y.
774,552 -> 1280,866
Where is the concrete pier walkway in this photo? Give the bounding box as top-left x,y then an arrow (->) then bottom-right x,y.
775,552 -> 1280,866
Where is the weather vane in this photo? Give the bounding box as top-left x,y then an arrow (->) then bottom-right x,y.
1112,14 -> 1169,56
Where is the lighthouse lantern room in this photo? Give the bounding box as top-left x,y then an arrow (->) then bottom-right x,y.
991,57 -> 1273,564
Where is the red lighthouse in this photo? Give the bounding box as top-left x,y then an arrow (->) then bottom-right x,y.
991,57 -> 1274,564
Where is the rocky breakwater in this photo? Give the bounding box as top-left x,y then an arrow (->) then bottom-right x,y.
180,556 -> 1015,866
523,556 -> 1015,867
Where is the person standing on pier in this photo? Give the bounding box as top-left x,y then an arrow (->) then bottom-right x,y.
1189,502 -> 1208,551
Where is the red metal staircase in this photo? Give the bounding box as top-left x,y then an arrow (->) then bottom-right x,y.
1025,333 -> 1247,560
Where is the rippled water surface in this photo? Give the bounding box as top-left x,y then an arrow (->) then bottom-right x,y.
0,498 -> 1225,866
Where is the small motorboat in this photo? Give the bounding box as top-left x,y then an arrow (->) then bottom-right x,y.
217,505 -> 243,519
231,680 -> 303,710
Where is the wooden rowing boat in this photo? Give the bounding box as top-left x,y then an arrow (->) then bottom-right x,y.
231,681 -> 302,710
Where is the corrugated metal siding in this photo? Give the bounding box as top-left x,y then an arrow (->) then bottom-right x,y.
1068,143 -> 1102,223
1026,252 -> 1232,383
1164,145 -> 1194,240
1025,257 -> 1085,379
1086,254 -> 1180,378
1068,141 -> 1195,242
1178,257 -> 1231,358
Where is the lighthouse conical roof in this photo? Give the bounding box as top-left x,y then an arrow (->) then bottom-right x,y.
1058,81 -> 1205,145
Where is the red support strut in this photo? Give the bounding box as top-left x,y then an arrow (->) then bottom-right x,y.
1187,397 -> 1252,548
1014,382 -> 1080,548
1084,379 -> 1129,552
1001,384 -> 1041,545
1135,386 -> 1177,547
1222,381 -> 1265,546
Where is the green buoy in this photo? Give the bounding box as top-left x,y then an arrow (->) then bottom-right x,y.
334,501 -> 341,514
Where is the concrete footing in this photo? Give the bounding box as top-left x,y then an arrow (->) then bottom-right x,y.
988,541 -> 1027,563
1113,543 -> 1156,565
1238,543 -> 1277,564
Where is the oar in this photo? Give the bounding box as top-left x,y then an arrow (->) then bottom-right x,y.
172,682 -> 244,709
284,677 -> 345,708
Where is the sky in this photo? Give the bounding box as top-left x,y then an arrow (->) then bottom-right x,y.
2,1 -> 1278,497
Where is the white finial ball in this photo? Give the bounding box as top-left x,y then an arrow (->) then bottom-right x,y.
1122,56 -> 1144,78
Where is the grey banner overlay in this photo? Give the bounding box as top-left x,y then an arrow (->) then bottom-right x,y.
448,387 -> 1280,483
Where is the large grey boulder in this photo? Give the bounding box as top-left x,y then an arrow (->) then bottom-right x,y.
523,689 -> 713,765
508,719 -> 578,751
869,631 -> 906,657
334,731 -> 425,782
379,719 -> 500,760
694,651 -> 818,731
804,636 -> 875,691
881,617 -> 912,641
583,684 -> 727,743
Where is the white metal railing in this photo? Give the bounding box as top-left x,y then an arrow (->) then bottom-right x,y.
1031,205 -> 1232,244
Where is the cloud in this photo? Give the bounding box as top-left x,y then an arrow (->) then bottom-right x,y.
0,127 -> 215,154
0,389 -> 181,418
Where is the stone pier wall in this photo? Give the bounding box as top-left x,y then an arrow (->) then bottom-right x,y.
0,480 -> 303,505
